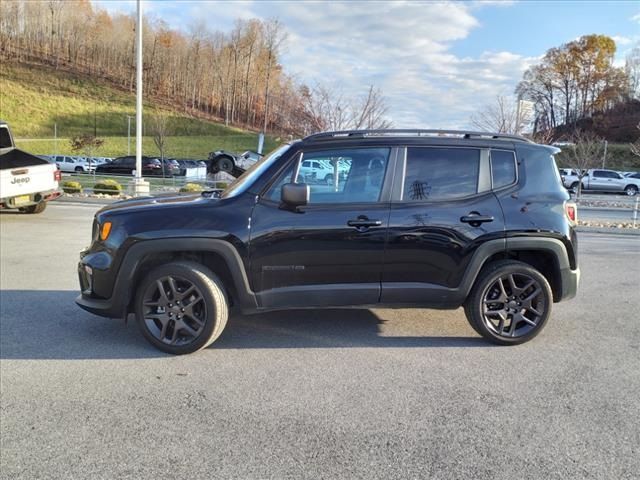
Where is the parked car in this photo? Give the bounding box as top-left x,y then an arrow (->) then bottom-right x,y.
96,156 -> 167,176
76,129 -> 580,354
55,155 -> 96,173
567,169 -> 639,196
91,157 -> 113,165
298,158 -> 336,184
0,120 -> 61,214
174,159 -> 202,176
159,158 -> 181,177
558,168 -> 582,189
207,149 -> 254,177
240,150 -> 263,163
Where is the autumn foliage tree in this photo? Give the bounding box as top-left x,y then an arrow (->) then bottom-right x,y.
517,34 -> 629,132
0,0 -> 391,136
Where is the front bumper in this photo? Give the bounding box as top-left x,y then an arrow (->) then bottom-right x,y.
76,252 -> 125,319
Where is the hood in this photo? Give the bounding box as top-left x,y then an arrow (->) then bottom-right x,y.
97,192 -> 217,216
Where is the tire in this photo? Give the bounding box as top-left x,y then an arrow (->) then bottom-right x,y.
325,174 -> 334,185
135,261 -> 229,355
215,156 -> 234,174
624,185 -> 638,196
75,166 -> 84,173
570,182 -> 580,191
20,202 -> 47,214
464,260 -> 553,346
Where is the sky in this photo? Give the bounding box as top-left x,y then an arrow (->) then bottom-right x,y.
96,0 -> 640,129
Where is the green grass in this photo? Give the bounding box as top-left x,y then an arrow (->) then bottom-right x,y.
1,63 -> 279,157
15,135 -> 277,159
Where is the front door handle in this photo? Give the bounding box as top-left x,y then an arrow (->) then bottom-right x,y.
460,213 -> 494,226
347,217 -> 382,229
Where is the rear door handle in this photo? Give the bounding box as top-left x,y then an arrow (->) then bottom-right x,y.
348,217 -> 382,228
460,214 -> 494,225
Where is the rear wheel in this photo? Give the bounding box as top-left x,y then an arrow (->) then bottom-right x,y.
135,261 -> 228,354
464,260 -> 553,345
20,202 -> 47,214
624,185 -> 638,196
75,166 -> 84,173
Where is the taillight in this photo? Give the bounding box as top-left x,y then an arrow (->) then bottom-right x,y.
565,202 -> 577,222
54,170 -> 62,181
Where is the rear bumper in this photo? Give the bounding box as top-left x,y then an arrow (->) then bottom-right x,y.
558,266 -> 580,302
0,189 -> 61,208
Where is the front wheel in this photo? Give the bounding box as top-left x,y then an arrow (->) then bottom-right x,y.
464,260 -> 553,345
135,261 -> 229,354
624,185 -> 638,196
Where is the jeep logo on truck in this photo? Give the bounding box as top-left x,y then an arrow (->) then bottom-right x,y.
10,176 -> 31,185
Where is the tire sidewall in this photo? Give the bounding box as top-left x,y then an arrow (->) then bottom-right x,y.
469,262 -> 553,345
135,263 -> 221,355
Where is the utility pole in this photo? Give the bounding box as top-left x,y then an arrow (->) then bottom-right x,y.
602,140 -> 608,169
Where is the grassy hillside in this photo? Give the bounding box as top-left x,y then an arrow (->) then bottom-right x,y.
0,63 -> 277,158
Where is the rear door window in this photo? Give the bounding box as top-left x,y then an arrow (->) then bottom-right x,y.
402,147 -> 480,201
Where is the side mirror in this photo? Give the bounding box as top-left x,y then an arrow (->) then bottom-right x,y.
281,183 -> 309,208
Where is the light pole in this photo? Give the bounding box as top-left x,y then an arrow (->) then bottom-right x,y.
135,0 -> 143,180
127,115 -> 133,156
130,0 -> 149,195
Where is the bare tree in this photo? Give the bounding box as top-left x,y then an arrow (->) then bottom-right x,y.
470,95 -> 519,134
351,86 -> 393,130
568,130 -> 605,198
303,83 -> 392,133
529,128 -> 556,145
151,112 -> 170,161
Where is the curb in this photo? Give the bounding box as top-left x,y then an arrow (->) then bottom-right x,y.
576,227 -> 640,236
55,196 -> 120,206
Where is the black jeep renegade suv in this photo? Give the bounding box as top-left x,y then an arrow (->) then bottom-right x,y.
76,129 -> 580,354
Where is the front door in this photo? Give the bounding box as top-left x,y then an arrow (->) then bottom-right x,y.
381,146 -> 508,306
249,146 -> 397,309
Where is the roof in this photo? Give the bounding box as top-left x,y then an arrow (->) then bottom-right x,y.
303,129 -> 534,144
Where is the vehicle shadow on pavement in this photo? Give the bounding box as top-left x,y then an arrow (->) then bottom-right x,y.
0,290 -> 487,360
0,290 -> 159,360
214,308 -> 488,349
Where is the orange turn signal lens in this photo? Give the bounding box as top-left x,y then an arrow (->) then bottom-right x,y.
100,221 -> 112,241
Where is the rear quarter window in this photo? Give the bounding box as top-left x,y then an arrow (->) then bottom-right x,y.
491,150 -> 517,189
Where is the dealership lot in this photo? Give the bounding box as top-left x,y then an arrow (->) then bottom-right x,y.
1,203 -> 639,479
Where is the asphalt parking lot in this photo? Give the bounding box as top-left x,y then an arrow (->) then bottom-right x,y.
1,203 -> 639,479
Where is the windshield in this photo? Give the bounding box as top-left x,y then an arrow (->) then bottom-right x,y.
221,144 -> 292,198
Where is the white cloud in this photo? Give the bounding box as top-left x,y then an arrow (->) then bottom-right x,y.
631,12 -> 640,24
97,0 -> 534,128
613,35 -> 632,46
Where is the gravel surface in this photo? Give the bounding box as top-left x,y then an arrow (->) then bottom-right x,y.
1,204 -> 639,479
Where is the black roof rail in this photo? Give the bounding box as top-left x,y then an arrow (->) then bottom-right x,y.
303,129 -> 534,144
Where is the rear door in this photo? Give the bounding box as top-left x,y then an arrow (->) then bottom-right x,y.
381,146 -> 507,306
249,146 -> 397,308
